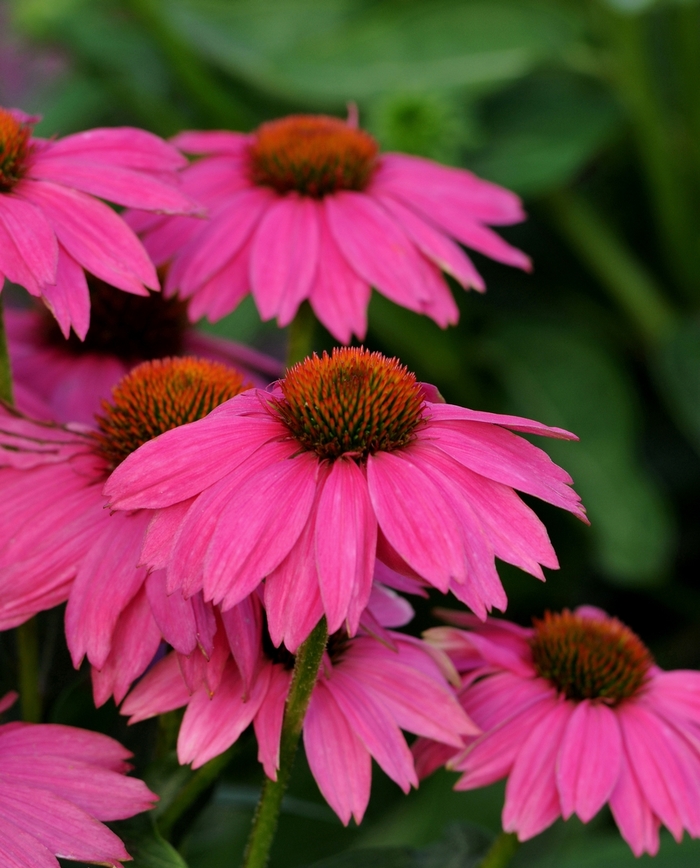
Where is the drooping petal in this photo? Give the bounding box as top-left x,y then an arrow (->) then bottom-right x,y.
121,653 -> 191,723
40,245 -> 90,339
254,664 -> 292,780
0,194 -> 57,287
609,748 -> 661,857
556,700 -> 622,822
43,126 -> 188,171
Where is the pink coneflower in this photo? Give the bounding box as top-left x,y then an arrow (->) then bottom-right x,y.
5,278 -> 281,425
122,602 -> 476,825
131,114 -> 529,342
0,107 -> 197,338
0,714 -> 156,866
0,357 -> 252,702
105,347 -> 586,651
416,607 -> 700,856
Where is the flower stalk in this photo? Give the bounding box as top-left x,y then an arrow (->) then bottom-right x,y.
241,617 -> 328,868
477,831 -> 520,868
286,301 -> 317,368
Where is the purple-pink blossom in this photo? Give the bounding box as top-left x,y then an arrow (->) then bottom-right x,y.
105,347 -> 586,651
131,113 -> 530,342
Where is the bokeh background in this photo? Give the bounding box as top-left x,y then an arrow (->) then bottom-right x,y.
3,0 -> 700,865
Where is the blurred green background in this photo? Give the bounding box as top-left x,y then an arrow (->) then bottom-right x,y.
4,0 -> 700,865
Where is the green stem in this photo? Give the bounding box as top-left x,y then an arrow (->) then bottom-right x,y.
286,302 -> 317,367
477,831 -> 520,868
158,746 -> 237,840
0,296 -> 13,405
242,618 -> 328,868
547,190 -> 677,344
604,8 -> 700,298
16,619 -> 41,722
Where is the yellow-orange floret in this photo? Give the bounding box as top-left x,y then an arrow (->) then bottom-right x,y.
95,357 -> 250,468
273,346 -> 425,461
248,115 -> 378,197
0,109 -> 31,192
530,609 -> 653,705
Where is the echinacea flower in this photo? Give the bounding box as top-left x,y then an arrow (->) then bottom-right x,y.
416,607 -> 700,856
0,107 -> 197,338
0,357 -> 252,703
5,276 -> 281,425
131,113 -> 529,342
105,347 -> 586,651
0,713 -> 156,866
122,593 -> 476,825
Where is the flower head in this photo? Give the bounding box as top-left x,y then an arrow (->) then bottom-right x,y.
122,595 -> 475,825
106,347 -> 585,651
0,715 -> 156,867
0,357 -> 252,704
417,607 -> 700,856
0,107 -> 199,338
5,279 -> 281,425
132,113 -> 530,343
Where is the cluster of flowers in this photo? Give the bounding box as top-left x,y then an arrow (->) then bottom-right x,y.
0,103 -> 698,865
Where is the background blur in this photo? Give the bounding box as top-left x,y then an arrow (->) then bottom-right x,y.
3,0 -> 700,865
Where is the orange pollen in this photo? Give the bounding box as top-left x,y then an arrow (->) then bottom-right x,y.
94,357 -> 250,469
248,115 -> 379,197
0,108 -> 31,192
271,347 -> 425,461
530,610 -> 653,705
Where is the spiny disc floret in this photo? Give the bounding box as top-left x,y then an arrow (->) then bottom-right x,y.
248,115 -> 378,197
95,357 -> 250,468
272,347 -> 425,461
0,109 -> 31,192
530,610 -> 653,705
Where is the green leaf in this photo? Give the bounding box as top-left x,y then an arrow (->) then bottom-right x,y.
467,72 -> 622,195
112,814 -> 189,868
486,320 -> 675,584
165,0 -> 583,104
654,317 -> 700,455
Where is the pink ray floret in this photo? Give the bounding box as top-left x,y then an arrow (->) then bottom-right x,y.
0,107 -> 199,339
0,707 -> 156,866
129,113 -> 530,343
0,357 -> 260,705
414,607 -> 700,856
105,347 -> 586,651
121,594 -> 475,825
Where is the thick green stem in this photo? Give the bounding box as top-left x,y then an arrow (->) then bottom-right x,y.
286,302 -> 317,368
158,746 -> 237,840
0,296 -> 13,405
242,618 -> 328,868
547,190 -> 676,344
477,831 -> 519,868
604,8 -> 700,298
16,619 -> 41,722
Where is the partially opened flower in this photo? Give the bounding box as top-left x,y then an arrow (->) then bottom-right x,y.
5,276 -> 281,425
418,607 -> 700,856
105,347 -> 586,651
122,596 -> 476,825
0,715 -> 156,866
0,107 -> 197,338
131,113 -> 529,342
0,357 -> 251,703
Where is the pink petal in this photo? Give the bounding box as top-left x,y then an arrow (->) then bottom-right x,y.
0,815 -> 60,868
556,700 -> 622,822
44,126 -> 187,171
40,245 -> 90,339
250,195 -> 320,324
141,500 -> 195,571
186,237 -> 252,323
367,450 -> 467,591
221,594 -> 264,695
145,569 -> 198,655
304,681 -> 371,825
374,193 -> 484,290
427,402 -> 578,440
0,194 -> 57,287
121,653 -> 191,723
309,208 -> 369,343
502,701 -> 574,840
325,192 -> 429,311
171,130 -> 251,155
609,749 -> 661,857
253,664 -> 292,780
316,458 -> 376,635
0,723 -> 132,771
178,660 -> 271,768
17,179 -> 157,294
